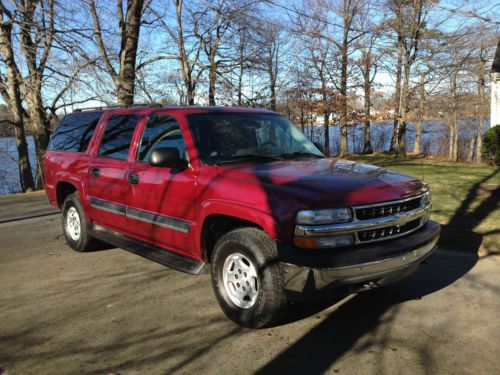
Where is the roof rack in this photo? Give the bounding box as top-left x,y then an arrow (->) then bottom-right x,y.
73,103 -> 163,112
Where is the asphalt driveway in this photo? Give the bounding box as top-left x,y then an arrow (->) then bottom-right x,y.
0,194 -> 498,374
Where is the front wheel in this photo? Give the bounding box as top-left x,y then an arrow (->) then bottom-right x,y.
211,227 -> 288,328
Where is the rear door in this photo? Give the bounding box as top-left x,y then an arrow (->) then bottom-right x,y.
45,111 -> 103,206
126,114 -> 198,258
86,113 -> 142,234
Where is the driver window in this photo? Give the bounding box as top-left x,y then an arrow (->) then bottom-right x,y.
138,115 -> 187,162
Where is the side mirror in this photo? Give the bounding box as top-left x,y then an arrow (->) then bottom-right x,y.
149,147 -> 188,170
314,142 -> 326,154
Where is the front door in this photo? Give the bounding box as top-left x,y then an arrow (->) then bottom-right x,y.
126,114 -> 197,257
86,114 -> 142,234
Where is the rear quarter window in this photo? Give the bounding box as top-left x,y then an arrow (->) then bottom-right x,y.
48,112 -> 103,153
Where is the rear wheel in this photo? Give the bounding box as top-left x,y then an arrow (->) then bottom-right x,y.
62,193 -> 96,252
211,227 -> 287,328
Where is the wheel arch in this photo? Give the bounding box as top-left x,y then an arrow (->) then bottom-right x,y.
55,176 -> 85,208
198,201 -> 281,263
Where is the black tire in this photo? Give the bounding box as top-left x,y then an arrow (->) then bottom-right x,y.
62,193 -> 96,252
210,227 -> 288,328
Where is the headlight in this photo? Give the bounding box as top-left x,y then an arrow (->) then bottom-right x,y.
423,190 -> 431,206
296,208 -> 352,225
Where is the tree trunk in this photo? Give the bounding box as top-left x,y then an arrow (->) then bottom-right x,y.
477,114 -> 484,163
324,112 -> 330,156
397,55 -> 411,157
339,24 -> 349,157
269,54 -> 277,111
468,124 -> 476,161
269,82 -> 277,111
300,107 -> 305,132
363,52 -> 372,154
12,122 -> 35,193
208,63 -> 217,106
390,35 -> 404,153
476,60 -> 486,163
237,57 -> 244,106
175,0 -> 195,105
448,70 -> 458,161
116,0 -> 143,105
414,72 -> 425,154
28,85 -> 51,188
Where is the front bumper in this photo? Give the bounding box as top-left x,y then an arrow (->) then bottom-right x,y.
279,220 -> 440,298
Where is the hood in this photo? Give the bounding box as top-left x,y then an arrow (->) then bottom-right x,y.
217,158 -> 426,212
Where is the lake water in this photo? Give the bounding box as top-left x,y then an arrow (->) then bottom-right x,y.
303,119 -> 490,156
0,119 -> 490,195
0,136 -> 39,195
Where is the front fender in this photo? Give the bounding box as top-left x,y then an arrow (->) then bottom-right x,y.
196,199 -> 282,254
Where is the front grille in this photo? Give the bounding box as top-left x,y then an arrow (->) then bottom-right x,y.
355,196 -> 422,220
358,218 -> 421,242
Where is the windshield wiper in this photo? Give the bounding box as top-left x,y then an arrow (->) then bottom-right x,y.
216,153 -> 282,165
279,152 -> 323,159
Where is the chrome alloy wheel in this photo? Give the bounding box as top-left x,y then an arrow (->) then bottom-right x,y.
222,253 -> 260,309
66,206 -> 81,241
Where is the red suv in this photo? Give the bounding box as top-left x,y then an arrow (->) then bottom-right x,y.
45,105 -> 440,328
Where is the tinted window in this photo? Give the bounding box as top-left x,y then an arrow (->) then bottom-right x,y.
48,112 -> 103,152
138,115 -> 187,162
99,115 -> 140,160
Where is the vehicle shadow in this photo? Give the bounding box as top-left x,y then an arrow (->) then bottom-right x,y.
257,247 -> 476,374
438,168 -> 499,255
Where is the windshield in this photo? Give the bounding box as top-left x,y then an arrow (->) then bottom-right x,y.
187,113 -> 324,165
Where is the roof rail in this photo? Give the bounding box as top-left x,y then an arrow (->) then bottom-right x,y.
73,103 -> 163,112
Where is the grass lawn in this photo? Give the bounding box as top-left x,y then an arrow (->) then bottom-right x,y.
347,154 -> 500,256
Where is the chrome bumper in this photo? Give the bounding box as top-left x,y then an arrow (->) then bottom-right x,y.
281,221 -> 440,295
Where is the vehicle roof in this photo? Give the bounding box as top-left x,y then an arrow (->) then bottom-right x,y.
70,105 -> 277,117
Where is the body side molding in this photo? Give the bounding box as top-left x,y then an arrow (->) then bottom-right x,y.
90,197 -> 191,233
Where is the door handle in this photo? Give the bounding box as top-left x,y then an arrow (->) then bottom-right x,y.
128,173 -> 139,184
90,167 -> 100,177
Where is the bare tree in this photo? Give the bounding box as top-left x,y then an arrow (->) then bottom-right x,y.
472,41 -> 488,163
89,0 -> 145,105
259,22 -> 282,111
18,0 -> 55,186
0,2 -> 35,192
158,0 -> 204,105
192,0 -> 234,105
339,0 -> 362,157
356,0 -> 381,154
306,25 -> 337,156
387,0 -> 431,156
446,32 -> 472,162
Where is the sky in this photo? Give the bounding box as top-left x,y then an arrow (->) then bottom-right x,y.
1,0 -> 499,112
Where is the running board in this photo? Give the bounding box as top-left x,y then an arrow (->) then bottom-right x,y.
91,225 -> 206,275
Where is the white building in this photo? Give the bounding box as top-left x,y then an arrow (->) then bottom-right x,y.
491,40 -> 500,127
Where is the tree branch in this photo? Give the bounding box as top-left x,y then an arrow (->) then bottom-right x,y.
89,0 -> 117,79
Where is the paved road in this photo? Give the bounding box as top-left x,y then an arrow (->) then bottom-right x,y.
0,194 -> 499,374
0,191 -> 58,223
